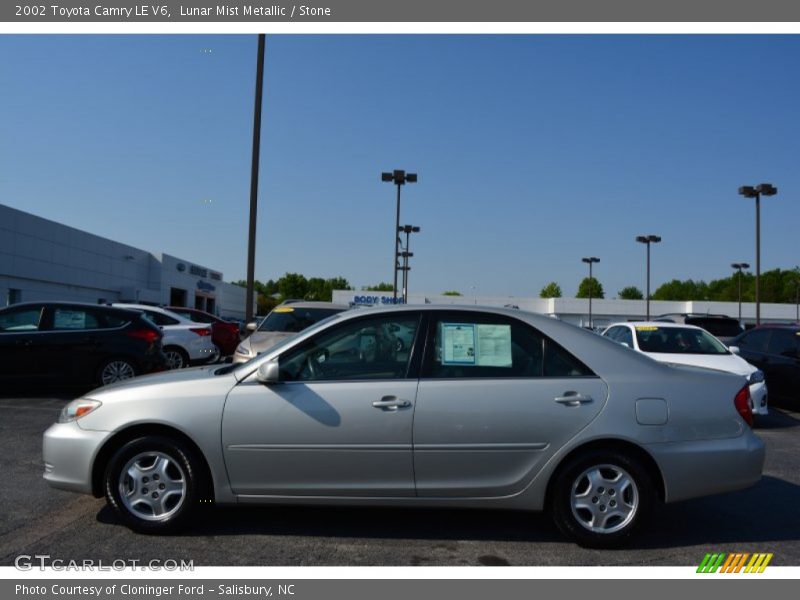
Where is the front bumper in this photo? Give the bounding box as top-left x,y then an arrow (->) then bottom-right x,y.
648,430 -> 765,503
43,421 -> 110,495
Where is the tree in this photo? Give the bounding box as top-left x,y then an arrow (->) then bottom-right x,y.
442,290 -> 462,296
617,286 -> 644,300
362,282 -> 394,292
576,277 -> 604,299
277,272 -> 309,300
539,282 -> 562,298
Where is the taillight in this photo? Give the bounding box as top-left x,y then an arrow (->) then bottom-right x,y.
127,328 -> 160,343
734,384 -> 753,427
190,327 -> 212,336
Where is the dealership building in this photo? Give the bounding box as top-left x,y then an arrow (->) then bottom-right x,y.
333,291 -> 799,328
1,203 -> 249,319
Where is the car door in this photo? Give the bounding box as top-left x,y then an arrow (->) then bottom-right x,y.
736,328 -> 773,377
413,311 -> 607,498
222,312 -> 423,497
0,305 -> 45,382
41,305 -> 109,383
762,329 -> 800,402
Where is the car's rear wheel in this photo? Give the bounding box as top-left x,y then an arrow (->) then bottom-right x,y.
550,449 -> 654,548
163,346 -> 189,370
104,436 -> 200,534
97,358 -> 137,386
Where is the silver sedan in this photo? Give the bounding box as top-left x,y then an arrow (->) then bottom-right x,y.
43,305 -> 764,547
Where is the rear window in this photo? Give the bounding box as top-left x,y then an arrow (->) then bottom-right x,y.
685,317 -> 743,338
258,307 -> 344,333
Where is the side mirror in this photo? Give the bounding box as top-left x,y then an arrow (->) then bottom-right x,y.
256,360 -> 280,384
728,346 -> 740,355
620,342 -> 630,349
246,321 -> 258,333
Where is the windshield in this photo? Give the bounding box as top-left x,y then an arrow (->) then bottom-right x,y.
257,307 -> 344,333
635,326 -> 730,355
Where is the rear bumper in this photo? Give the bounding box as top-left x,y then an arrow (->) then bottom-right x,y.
647,431 -> 765,503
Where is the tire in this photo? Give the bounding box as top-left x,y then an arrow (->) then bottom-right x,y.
97,358 -> 137,386
103,435 -> 200,534
163,346 -> 189,370
550,449 -> 654,548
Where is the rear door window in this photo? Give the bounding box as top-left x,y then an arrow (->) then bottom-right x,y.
422,313 -> 594,379
738,329 -> 771,353
766,330 -> 800,357
52,308 -> 101,330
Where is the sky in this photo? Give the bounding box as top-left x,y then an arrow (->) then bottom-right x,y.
1,34 -> 799,298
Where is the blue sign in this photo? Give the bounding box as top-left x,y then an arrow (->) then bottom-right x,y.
351,295 -> 405,306
197,281 -> 216,292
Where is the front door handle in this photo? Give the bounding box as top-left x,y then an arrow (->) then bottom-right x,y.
555,393 -> 593,407
372,396 -> 411,410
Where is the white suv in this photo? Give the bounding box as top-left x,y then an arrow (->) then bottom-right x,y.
113,304 -> 218,369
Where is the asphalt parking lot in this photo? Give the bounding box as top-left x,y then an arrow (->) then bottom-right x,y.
1,391 -> 798,567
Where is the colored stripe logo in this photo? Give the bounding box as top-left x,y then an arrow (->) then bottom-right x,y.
697,552 -> 773,573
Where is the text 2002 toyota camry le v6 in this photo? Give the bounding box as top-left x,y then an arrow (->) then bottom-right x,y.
43,306 -> 765,547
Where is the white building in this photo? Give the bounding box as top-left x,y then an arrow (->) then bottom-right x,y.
333,290 -> 799,327
1,203 -> 250,319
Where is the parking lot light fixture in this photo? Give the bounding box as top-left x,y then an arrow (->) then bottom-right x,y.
399,225 -> 421,303
635,235 -> 661,320
581,257 -> 600,329
739,183 -> 778,325
382,171 -> 418,301
731,262 -> 750,322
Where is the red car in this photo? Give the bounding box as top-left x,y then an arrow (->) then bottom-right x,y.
166,307 -> 241,356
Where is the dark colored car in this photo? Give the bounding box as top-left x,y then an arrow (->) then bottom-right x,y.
166,306 -> 241,356
730,324 -> 800,407
0,301 -> 166,387
654,313 -> 744,344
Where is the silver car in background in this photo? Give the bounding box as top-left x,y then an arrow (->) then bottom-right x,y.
43,305 -> 764,547
233,302 -> 348,364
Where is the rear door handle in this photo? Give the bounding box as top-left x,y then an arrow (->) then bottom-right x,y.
372,396 -> 412,410
555,393 -> 593,407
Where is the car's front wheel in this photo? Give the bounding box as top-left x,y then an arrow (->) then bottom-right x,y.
104,436 -> 200,534
550,449 -> 654,548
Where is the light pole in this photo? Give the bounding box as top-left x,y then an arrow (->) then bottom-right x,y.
381,170 -> 418,301
636,235 -> 661,320
245,34 -> 266,323
581,257 -> 600,329
731,262 -> 750,322
399,225 -> 420,303
739,183 -> 777,325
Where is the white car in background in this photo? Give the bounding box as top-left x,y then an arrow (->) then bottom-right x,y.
113,304 -> 218,369
602,321 -> 768,416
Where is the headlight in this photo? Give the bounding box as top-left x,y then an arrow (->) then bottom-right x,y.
748,370 -> 765,384
58,399 -> 102,423
235,343 -> 252,357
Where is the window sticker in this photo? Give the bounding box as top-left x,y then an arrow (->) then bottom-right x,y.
475,324 -> 512,367
442,323 -> 476,364
54,309 -> 86,329
441,322 -> 512,367
273,307 -> 294,313
635,325 -> 659,331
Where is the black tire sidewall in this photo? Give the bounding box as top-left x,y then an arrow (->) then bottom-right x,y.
104,436 -> 198,534
551,450 -> 654,548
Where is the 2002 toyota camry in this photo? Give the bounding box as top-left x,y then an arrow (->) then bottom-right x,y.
43,305 -> 765,547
